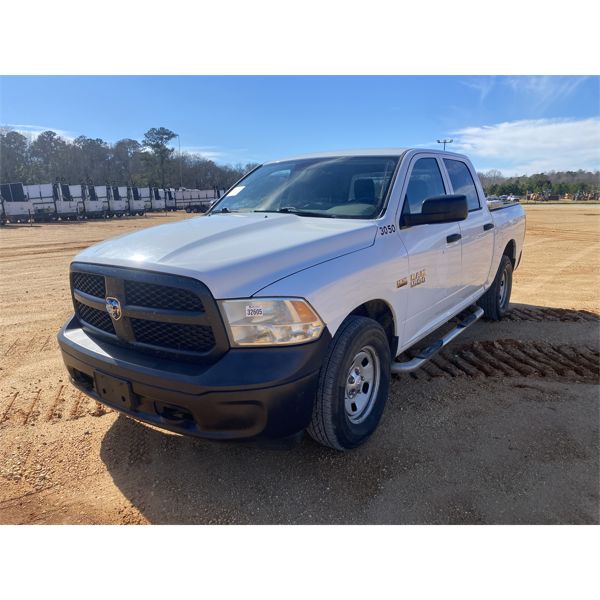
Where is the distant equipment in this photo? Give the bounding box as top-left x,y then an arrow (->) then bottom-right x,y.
0,179 -> 224,223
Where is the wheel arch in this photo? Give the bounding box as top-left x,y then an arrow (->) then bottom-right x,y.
503,239 -> 517,267
348,299 -> 397,355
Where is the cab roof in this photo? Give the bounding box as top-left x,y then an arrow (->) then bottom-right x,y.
265,148 -> 469,163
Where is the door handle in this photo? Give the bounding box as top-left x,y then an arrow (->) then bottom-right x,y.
483,222 -> 494,231
446,233 -> 461,243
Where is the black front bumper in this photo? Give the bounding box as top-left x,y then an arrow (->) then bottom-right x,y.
58,315 -> 331,440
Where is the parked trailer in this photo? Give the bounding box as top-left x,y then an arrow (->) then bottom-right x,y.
56,184 -> 86,220
92,186 -> 112,218
83,185 -> 109,218
150,187 -> 166,211
128,186 -> 148,216
175,188 -> 218,212
136,187 -> 154,213
174,189 -> 192,211
24,183 -> 58,222
109,186 -> 129,217
0,183 -> 34,222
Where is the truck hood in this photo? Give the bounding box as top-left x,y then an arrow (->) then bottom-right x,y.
74,212 -> 378,298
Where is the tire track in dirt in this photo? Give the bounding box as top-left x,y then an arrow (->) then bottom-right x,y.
3,338 -> 21,357
1,385 -> 113,430
46,385 -> 66,422
1,333 -> 58,358
399,340 -> 599,382
22,389 -> 42,425
504,307 -> 599,322
68,391 -> 85,420
1,392 -> 19,424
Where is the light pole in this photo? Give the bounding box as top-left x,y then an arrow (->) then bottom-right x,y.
437,139 -> 453,151
176,134 -> 183,188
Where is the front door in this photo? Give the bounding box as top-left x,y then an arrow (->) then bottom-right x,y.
396,155 -> 463,345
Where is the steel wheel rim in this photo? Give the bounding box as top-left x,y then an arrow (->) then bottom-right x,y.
344,345 -> 381,424
498,266 -> 509,308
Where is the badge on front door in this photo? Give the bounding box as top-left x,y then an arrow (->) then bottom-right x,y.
410,269 -> 426,287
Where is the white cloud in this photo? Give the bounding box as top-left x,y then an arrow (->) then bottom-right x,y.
180,145 -> 224,161
0,123 -> 75,141
0,123 -> 74,141
461,77 -> 495,102
503,76 -> 588,112
460,76 -> 589,112
181,145 -> 256,165
450,117 -> 600,175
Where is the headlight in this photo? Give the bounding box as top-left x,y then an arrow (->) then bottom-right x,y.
219,298 -> 324,346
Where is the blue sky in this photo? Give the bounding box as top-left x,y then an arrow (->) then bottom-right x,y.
1,76 -> 598,175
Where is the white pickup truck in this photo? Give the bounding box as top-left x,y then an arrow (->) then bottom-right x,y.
58,149 -> 525,450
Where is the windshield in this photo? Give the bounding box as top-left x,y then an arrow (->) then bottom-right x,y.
211,156 -> 400,219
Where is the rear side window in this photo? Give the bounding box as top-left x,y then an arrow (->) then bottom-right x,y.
402,157 -> 446,215
444,159 -> 481,211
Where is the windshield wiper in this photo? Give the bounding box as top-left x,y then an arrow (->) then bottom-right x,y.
254,208 -> 335,218
213,207 -> 237,213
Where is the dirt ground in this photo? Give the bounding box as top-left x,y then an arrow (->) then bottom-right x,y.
0,206 -> 598,524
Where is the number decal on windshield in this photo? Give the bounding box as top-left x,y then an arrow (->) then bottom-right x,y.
379,224 -> 396,236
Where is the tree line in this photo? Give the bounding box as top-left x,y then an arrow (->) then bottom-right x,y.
0,126 -> 259,190
2,127 -> 598,198
478,169 -> 600,198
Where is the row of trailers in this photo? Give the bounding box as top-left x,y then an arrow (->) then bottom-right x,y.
0,182 -> 223,224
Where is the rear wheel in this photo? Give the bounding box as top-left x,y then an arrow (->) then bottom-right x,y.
478,254 -> 513,320
307,316 -> 391,450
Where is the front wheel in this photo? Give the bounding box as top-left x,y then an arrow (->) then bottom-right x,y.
478,254 -> 513,320
307,316 -> 391,450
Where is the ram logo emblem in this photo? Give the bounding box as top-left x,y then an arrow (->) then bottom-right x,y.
105,297 -> 122,321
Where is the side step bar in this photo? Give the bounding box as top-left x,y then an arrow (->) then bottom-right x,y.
391,306 -> 484,374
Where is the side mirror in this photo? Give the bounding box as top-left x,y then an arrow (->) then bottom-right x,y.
401,194 -> 468,227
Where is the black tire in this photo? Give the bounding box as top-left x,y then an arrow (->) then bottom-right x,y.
478,254 -> 513,320
307,316 -> 391,450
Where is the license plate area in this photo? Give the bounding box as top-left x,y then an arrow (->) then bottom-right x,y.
94,371 -> 135,410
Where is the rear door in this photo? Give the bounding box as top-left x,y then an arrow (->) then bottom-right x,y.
397,154 -> 463,344
443,158 -> 494,299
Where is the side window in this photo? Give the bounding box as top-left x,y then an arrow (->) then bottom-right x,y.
444,159 -> 481,211
402,157 -> 446,215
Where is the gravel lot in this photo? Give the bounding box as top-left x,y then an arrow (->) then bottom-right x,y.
0,206 -> 598,524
